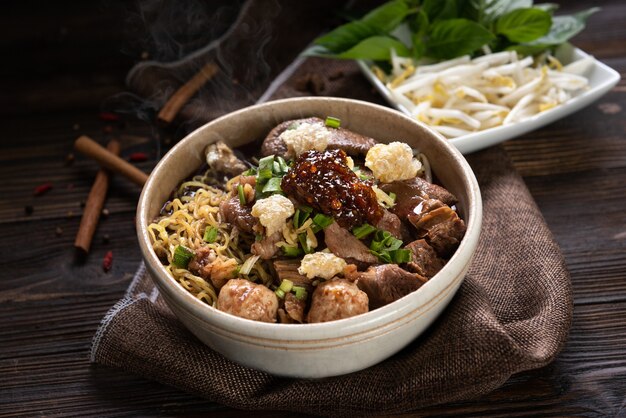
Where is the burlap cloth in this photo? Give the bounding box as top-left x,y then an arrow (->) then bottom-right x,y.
91,2 -> 573,416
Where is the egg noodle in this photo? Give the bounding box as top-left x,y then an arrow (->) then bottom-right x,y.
147,169 -> 272,306
147,145 -> 433,308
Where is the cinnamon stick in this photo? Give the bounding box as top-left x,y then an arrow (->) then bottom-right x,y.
157,62 -> 219,124
74,135 -> 149,186
74,140 -> 120,253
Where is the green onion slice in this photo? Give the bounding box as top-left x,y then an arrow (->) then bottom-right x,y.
298,233 -> 312,254
325,116 -> 341,128
279,279 -> 293,293
275,288 -> 286,299
262,177 -> 282,193
237,184 -> 246,205
257,155 -> 274,181
172,245 -> 194,268
389,248 -> 411,264
203,226 -> 218,243
352,223 -> 376,239
282,245 -> 302,257
293,286 -> 308,300
312,213 -> 334,229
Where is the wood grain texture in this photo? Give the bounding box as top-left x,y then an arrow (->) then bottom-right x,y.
1,0 -> 625,417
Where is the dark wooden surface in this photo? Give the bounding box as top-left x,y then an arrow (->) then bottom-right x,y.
1,1 -> 625,416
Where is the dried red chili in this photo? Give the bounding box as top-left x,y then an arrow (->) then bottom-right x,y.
102,250 -> 113,272
33,183 -> 53,196
99,112 -> 120,122
129,152 -> 148,162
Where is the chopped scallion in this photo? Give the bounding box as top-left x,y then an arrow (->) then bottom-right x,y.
203,226 -> 218,243
282,245 -> 302,257
325,116 -> 341,128
262,177 -> 282,193
237,184 -> 246,205
275,288 -> 286,299
279,279 -> 293,293
293,286 -> 308,300
312,213 -> 334,229
257,155 -> 274,181
352,223 -> 376,239
276,156 -> 289,173
298,233 -> 312,254
172,245 -> 194,268
389,249 -> 411,264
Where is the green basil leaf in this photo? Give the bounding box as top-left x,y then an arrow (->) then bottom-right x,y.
409,10 -> 429,59
495,8 -> 552,43
460,0 -> 514,25
362,0 -> 412,33
314,20 -> 380,53
427,18 -> 495,59
338,36 -> 410,60
422,0 -> 457,22
530,7 -> 599,46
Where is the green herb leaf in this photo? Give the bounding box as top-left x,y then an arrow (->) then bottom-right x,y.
530,7 -> 599,46
409,10 -> 429,59
203,226 -> 218,243
172,245 -> 194,268
427,18 -> 495,59
314,20 -> 380,53
361,0 -> 412,33
495,8 -> 552,43
508,7 -> 599,56
422,0 -> 457,22
338,35 -> 410,60
461,0 -> 516,25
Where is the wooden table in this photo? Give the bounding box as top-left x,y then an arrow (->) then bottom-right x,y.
2,1 -> 625,416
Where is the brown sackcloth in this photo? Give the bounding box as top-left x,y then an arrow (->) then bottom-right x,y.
91,3 -> 573,416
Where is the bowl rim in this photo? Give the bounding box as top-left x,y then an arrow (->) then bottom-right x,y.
136,96 -> 482,341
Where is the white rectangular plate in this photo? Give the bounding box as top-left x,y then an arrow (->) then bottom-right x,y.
358,45 -> 621,154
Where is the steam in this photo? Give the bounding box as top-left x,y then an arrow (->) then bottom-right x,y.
106,0 -> 282,139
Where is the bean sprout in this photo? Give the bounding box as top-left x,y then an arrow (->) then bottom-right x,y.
378,51 -> 593,138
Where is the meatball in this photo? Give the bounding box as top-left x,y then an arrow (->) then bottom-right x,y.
217,279 -> 278,323
306,279 -> 369,323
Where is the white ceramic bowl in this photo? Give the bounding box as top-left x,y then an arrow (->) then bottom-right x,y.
137,97 -> 482,378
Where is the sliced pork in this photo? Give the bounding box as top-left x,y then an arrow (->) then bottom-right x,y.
261,117 -> 377,158
352,264 -> 427,309
251,231 -> 281,260
408,201 -> 466,257
404,239 -> 445,278
324,222 -> 378,269
219,195 -> 256,234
